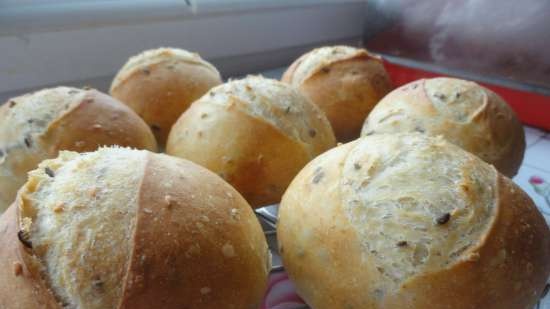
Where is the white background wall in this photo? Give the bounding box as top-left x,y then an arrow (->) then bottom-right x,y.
0,0 -> 367,101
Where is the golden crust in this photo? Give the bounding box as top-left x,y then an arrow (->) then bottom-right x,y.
44,89 -> 157,152
0,88 -> 157,212
166,77 -> 336,207
0,148 -> 269,308
361,78 -> 525,177
282,46 -> 393,142
277,142 -> 377,309
110,48 -> 222,145
167,100 -> 312,207
119,152 -> 269,309
278,134 -> 550,309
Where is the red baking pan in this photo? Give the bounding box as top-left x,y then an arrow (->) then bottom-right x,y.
362,0 -> 550,130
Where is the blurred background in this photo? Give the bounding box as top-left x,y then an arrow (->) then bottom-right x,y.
0,0 -> 366,102
1,0 -> 548,125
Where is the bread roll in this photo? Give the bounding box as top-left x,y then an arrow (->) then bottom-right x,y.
166,76 -> 336,207
0,147 -> 270,309
278,133 -> 550,309
0,87 -> 157,213
110,47 -> 222,145
282,45 -> 393,142
361,77 -> 525,177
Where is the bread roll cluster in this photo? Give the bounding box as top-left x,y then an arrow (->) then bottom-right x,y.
277,47 -> 547,309
0,43 -> 547,309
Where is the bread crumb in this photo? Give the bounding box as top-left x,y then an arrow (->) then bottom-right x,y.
164,195 -> 174,208
222,156 -> 233,164
53,203 -> 65,213
200,215 -> 210,222
230,208 -> 240,220
143,208 -> 153,214
88,187 -> 98,197
92,124 -> 102,130
222,243 -> 236,258
163,182 -> 173,188
200,287 -> 211,295
185,244 -> 201,258
13,262 -> 23,276
464,252 -> 480,262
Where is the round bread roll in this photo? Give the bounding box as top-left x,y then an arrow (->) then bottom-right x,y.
0,147 -> 270,309
282,45 -> 393,142
110,47 -> 223,145
361,77 -> 525,177
166,76 -> 336,207
278,133 -> 550,309
0,87 -> 157,213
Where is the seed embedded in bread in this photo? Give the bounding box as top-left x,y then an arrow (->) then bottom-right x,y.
435,212 -> 451,225
44,167 -> 55,178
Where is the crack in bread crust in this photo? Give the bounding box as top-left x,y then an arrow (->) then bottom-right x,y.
340,134 -> 497,290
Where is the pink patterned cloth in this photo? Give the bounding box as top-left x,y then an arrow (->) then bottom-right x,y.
261,271 -> 307,309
